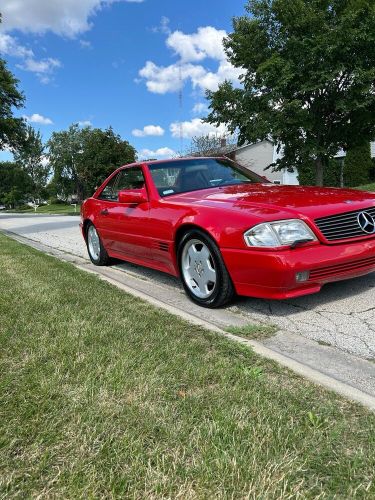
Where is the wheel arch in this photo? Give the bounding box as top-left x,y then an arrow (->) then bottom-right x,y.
82,218 -> 93,241
174,222 -> 235,307
174,223 -> 220,262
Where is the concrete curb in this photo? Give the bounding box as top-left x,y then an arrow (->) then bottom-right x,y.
3,229 -> 375,412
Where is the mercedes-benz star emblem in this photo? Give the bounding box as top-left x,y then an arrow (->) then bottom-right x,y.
357,211 -> 375,234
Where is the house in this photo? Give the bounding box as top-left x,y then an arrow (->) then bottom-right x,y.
227,140 -> 299,185
222,139 -> 299,185
227,139 -> 375,185
334,142 -> 375,162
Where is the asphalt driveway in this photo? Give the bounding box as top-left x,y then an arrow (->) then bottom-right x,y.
1,213 -> 374,360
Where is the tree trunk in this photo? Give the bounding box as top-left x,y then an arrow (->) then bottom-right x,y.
315,157 -> 324,186
76,181 -> 84,203
340,160 -> 344,188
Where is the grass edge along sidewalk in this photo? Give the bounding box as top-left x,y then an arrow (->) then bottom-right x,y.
4,203 -> 80,216
1,232 -> 375,498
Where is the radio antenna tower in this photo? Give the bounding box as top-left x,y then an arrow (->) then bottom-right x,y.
178,63 -> 183,155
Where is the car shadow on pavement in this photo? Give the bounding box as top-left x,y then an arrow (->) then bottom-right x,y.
235,272 -> 375,315
110,257 -> 375,314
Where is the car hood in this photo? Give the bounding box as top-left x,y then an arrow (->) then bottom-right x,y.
169,184 -> 375,220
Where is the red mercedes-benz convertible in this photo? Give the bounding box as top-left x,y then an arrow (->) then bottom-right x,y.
80,157 -> 375,307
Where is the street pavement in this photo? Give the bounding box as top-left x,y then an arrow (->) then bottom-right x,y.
1,213 -> 375,361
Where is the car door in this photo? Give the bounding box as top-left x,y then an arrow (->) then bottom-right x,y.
96,166 -> 152,261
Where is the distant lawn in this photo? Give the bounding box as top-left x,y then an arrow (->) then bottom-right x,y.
356,182 -> 375,192
1,232 -> 375,498
5,203 -> 80,215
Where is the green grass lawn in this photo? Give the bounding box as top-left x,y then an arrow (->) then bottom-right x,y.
5,203 -> 80,215
357,182 -> 375,192
1,233 -> 375,498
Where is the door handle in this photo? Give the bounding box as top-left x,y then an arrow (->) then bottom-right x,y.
100,209 -> 109,215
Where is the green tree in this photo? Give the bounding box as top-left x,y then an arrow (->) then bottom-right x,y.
344,142 -> 372,187
0,15 -> 26,152
79,126 -> 137,195
47,124 -> 83,201
13,125 -> 49,202
0,161 -> 32,208
297,157 -> 342,187
47,124 -> 137,202
206,0 -> 375,186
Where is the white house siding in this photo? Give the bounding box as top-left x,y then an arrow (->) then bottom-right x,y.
233,140 -> 299,185
336,142 -> 375,159
234,141 -> 283,183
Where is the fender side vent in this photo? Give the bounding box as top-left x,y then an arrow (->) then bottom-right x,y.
158,242 -> 169,252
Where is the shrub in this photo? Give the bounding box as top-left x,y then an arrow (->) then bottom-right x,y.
344,142 -> 372,187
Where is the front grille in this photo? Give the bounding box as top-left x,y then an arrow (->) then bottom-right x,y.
315,207 -> 375,241
309,256 -> 375,281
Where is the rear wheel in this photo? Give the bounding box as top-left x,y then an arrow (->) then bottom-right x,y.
86,222 -> 110,266
178,229 -> 234,308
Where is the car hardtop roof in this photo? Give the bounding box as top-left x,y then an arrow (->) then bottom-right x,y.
117,156 -> 229,170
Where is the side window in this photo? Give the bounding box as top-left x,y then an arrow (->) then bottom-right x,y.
98,167 -> 145,202
116,167 -> 145,191
99,173 -> 119,201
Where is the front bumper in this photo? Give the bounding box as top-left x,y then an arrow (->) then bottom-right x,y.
221,238 -> 375,300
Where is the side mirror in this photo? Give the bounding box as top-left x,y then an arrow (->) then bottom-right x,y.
118,188 -> 148,205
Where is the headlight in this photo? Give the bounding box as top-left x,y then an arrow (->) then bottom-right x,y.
244,219 -> 317,247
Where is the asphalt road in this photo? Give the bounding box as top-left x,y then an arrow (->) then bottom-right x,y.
1,213 -> 375,361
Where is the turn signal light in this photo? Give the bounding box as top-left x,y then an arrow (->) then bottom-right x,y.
296,271 -> 310,283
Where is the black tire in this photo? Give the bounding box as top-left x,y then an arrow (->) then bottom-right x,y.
177,228 -> 235,308
86,222 -> 110,266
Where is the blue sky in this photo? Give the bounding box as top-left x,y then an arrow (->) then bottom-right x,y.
0,0 -> 245,162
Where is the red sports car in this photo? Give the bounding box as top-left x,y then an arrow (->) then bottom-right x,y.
80,157 -> 375,307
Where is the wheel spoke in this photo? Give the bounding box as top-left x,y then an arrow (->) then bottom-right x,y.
188,244 -> 199,260
199,245 -> 210,260
205,265 -> 216,284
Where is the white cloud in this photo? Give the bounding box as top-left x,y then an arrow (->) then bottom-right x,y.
138,147 -> 176,160
139,26 -> 242,95
167,26 -> 227,63
0,1 -> 142,84
192,102 -> 208,115
194,60 -> 242,92
0,33 -> 33,58
24,113 -> 53,125
18,57 -> 61,74
139,59 -> 241,95
152,16 -> 171,35
16,57 -> 62,83
132,125 -> 165,137
78,120 -> 93,127
0,0 -> 144,37
170,118 -> 228,139
139,61 -> 207,94
0,32 -> 61,83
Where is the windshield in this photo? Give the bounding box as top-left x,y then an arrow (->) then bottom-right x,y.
148,158 -> 267,197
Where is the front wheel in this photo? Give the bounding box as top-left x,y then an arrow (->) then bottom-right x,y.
178,229 -> 234,308
86,222 -> 110,266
